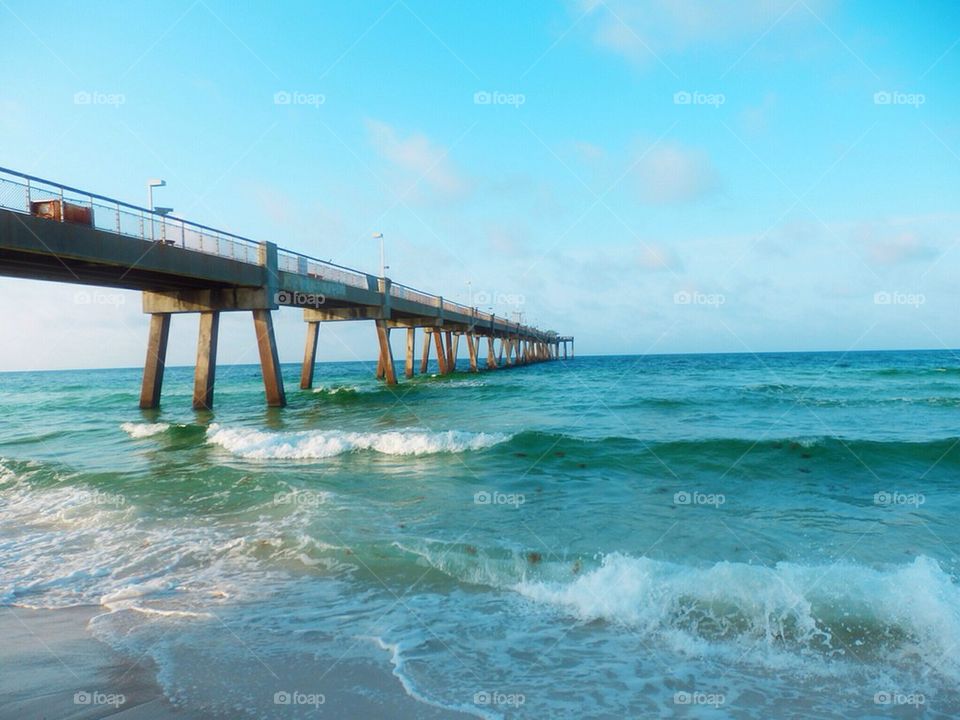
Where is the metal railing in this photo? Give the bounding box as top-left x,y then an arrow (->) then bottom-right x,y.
0,166 -> 263,265
276,248 -> 370,290
390,282 -> 440,308
0,166 -> 554,338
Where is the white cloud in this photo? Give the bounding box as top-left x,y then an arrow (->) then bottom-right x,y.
577,0 -> 825,64
634,141 -> 719,204
574,141 -> 606,164
637,244 -> 683,272
740,92 -> 778,135
365,119 -> 470,201
857,228 -> 940,266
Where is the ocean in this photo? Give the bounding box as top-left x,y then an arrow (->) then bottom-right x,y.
1,350 -> 959,718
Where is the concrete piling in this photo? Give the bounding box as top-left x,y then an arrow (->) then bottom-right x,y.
300,321 -> 320,390
192,311 -> 220,410
253,309 -> 286,407
139,313 -> 171,409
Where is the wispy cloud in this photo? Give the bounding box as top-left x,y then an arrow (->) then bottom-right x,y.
576,0 -> 823,65
633,141 -> 720,205
854,226 -> 941,266
365,118 -> 470,202
638,244 -> 684,272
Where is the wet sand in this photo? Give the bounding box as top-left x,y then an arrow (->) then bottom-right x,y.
0,605 -> 469,719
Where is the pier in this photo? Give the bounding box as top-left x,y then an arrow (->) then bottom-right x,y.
0,167 -> 571,409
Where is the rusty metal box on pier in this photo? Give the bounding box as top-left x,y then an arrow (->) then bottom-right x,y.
30,199 -> 94,226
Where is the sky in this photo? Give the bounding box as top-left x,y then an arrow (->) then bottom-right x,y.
1,0 -> 959,370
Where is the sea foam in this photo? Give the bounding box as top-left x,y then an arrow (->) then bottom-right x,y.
121,422 -> 171,438
206,424 -> 510,459
514,552 -> 960,677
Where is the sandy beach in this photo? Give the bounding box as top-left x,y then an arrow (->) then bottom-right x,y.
0,605 -> 469,719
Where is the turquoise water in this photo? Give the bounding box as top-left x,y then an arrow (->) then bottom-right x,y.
2,351 -> 960,718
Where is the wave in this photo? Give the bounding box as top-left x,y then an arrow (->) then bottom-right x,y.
311,384 -> 363,396
497,431 -> 960,469
516,553 -> 960,676
363,636 -> 493,720
398,542 -> 960,680
874,366 -> 960,377
121,422 -> 171,438
206,424 -> 511,460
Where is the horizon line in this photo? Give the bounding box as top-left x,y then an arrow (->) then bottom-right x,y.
1,346 -> 957,375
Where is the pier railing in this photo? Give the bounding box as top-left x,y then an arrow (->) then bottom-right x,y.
0,166 -> 263,265
0,166 -> 543,335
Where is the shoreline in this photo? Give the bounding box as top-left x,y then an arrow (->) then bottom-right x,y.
0,605 -> 472,719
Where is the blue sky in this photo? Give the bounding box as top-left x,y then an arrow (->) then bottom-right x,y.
1,0 -> 958,370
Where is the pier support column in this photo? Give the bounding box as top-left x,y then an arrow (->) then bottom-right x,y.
433,330 -> 448,375
421,330 -> 432,374
253,310 -> 284,407
192,311 -> 220,410
253,309 -> 286,407
139,313 -> 171,409
467,332 -> 478,372
300,321 -> 320,389
405,328 -> 415,378
376,320 -> 397,385
445,332 -> 455,373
